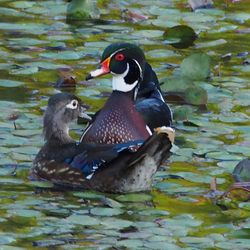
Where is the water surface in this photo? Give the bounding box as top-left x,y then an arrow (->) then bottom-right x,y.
0,1 -> 250,249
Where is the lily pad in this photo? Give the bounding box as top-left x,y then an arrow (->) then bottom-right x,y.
40,51 -> 81,60
0,80 -> 24,87
72,191 -> 104,199
196,39 -> 227,48
9,1 -> 36,9
32,239 -> 65,248
180,53 -> 211,80
206,151 -> 243,161
0,234 -> 16,245
163,25 -> 197,49
66,0 -> 100,20
8,209 -> 43,218
161,76 -> 193,92
116,193 -> 152,202
101,217 -> 133,229
10,66 -> 39,75
116,239 -> 143,248
65,214 -> 99,226
239,202 -> 250,211
180,236 -> 214,248
100,197 -> 123,208
232,159 -> 250,182
90,207 -> 124,216
185,86 -> 208,105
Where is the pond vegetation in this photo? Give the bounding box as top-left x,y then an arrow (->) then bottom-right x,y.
0,0 -> 250,249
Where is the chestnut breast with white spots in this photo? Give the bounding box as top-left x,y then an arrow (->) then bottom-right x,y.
81,92 -> 150,144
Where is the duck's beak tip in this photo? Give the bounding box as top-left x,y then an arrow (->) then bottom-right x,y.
85,74 -> 93,81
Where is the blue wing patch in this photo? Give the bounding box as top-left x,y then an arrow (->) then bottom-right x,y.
66,140 -> 145,179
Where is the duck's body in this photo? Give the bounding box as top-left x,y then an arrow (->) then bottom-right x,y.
31,93 -> 174,193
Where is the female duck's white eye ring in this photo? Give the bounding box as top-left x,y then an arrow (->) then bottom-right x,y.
66,99 -> 78,109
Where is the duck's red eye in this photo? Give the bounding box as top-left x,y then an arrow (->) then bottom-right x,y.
115,53 -> 125,61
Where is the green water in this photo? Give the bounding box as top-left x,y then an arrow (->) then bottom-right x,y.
0,0 -> 250,249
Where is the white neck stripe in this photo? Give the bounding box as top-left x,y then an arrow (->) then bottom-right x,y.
112,63 -> 138,92
132,59 -> 143,79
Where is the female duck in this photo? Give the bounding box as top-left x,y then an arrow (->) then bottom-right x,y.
31,93 -> 174,193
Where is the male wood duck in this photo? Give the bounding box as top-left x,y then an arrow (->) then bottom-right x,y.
81,42 -> 172,144
31,93 -> 174,193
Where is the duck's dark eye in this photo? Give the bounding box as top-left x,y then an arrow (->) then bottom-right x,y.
115,53 -> 125,61
66,99 -> 78,109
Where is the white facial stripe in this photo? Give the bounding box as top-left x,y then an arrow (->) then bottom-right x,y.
112,63 -> 138,92
133,59 -> 143,79
109,48 -> 126,59
66,99 -> 78,109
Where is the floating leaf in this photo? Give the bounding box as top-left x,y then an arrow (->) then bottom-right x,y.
185,86 -> 208,105
101,217 -> 133,229
233,65 -> 250,73
66,0 -> 100,20
215,239 -> 250,249
175,172 -> 225,184
40,51 -> 81,60
239,202 -> 250,211
8,209 -> 43,218
144,241 -> 180,250
147,49 -> 179,59
117,239 -> 143,248
90,207 -> 124,216
9,1 -> 36,9
32,239 -> 65,248
100,197 -> 123,208
72,191 -> 104,199
116,193 -> 152,202
206,151 -> 243,161
0,80 -> 24,87
233,159 -> 250,182
179,236 -> 214,248
0,178 -> 24,185
134,30 -> 164,39
65,214 -> 99,226
188,0 -> 213,10
196,39 -> 227,48
163,25 -> 197,49
180,53 -> 211,80
0,7 -> 28,17
10,66 -> 39,75
161,76 -> 193,92
25,61 -> 69,70
0,246 -> 25,250
227,13 -> 250,23
0,234 -> 16,245
173,106 -> 194,121
8,38 -> 47,46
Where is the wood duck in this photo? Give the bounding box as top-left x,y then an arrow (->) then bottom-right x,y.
85,42 -> 172,134
31,93 -> 174,193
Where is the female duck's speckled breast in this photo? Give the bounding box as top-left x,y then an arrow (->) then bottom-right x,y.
81,91 -> 150,144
